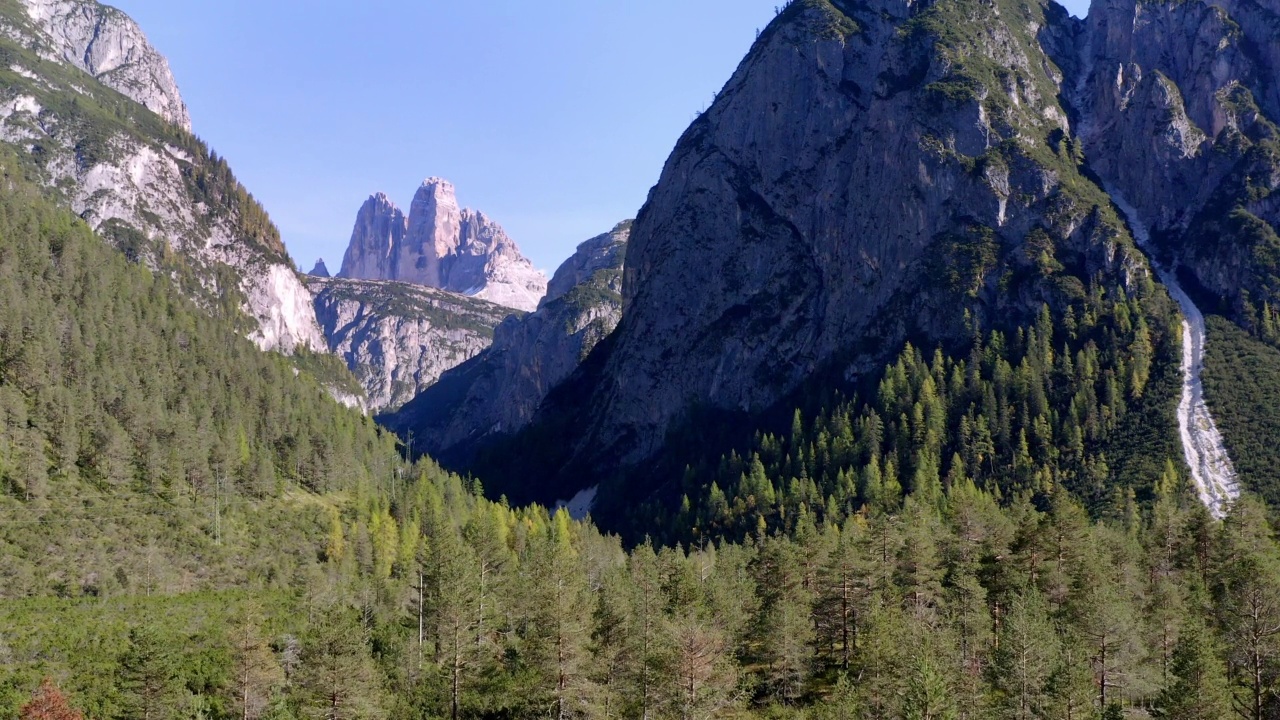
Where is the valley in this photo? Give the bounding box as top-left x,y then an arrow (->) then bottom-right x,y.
4,0 -> 1280,718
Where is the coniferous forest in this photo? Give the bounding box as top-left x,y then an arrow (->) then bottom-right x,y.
12,0 -> 1280,717
6,151 -> 1280,720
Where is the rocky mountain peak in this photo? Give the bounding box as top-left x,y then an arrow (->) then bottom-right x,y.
543,220 -> 632,308
309,259 -> 331,278
405,178 -> 463,286
340,194 -> 408,281
337,179 -> 547,311
20,0 -> 192,130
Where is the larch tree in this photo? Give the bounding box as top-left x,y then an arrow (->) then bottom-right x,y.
229,613 -> 284,720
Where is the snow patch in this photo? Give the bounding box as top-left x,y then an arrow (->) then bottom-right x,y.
1109,189 -> 1240,518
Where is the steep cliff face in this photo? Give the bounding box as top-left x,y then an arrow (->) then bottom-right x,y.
416,0 -> 1165,508
1054,0 -> 1280,324
338,180 -> 548,312
339,192 -> 406,281
385,222 -> 630,459
0,0 -> 325,354
17,0 -> 190,130
309,276 -> 513,413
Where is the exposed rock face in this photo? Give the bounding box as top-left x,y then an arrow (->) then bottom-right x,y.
409,0 -> 1158,508
385,222 -> 631,459
310,259 -> 331,278
1052,0 -> 1280,322
309,277 -> 514,413
339,193 -> 406,281
338,180 -> 547,312
0,0 -> 326,355
19,0 -> 191,130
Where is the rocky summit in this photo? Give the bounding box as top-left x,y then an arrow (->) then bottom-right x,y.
414,0 -> 1152,508
338,179 -> 547,312
18,0 -> 191,130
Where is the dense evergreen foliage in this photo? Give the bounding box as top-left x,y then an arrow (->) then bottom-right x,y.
8,447 -> 1280,720
1203,314 -> 1280,507
607,274 -> 1183,545
0,157 -> 400,594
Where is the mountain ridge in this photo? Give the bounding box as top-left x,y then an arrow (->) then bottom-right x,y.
405,0 -> 1179,519
0,0 -> 327,354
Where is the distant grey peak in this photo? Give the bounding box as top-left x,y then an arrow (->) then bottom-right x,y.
337,178 -> 547,311
310,259 -> 331,278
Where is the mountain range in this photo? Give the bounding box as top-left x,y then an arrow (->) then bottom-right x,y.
9,0 -> 1280,717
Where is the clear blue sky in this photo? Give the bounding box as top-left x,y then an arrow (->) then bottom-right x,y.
110,0 -> 1091,274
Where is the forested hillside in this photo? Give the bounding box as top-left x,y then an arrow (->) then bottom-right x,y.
0,154 -> 391,595
8,441 -> 1280,720
9,0 -> 1280,716
3,155 -> 1280,719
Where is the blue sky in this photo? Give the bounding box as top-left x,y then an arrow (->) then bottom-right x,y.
111,0 -> 1092,274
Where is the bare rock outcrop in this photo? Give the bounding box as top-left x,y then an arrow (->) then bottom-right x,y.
0,0 -> 326,354
309,276 -> 513,413
409,0 -> 1155,509
20,0 -> 191,130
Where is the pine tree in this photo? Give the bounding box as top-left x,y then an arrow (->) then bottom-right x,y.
426,526 -> 482,720
752,536 -> 813,702
669,612 -> 737,720
993,589 -> 1056,720
230,613 -> 284,720
1216,498 -> 1280,720
295,607 -> 384,720
903,653 -> 958,720
117,627 -> 180,720
1152,620 -> 1232,720
519,509 -> 593,720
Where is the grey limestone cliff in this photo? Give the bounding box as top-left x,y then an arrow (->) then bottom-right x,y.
0,0 -> 325,354
541,0 -> 1142,481
309,277 -> 514,413
404,0 -> 1165,508
339,180 -> 548,312
1047,0 -> 1280,323
385,221 -> 631,457
18,0 -> 190,129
